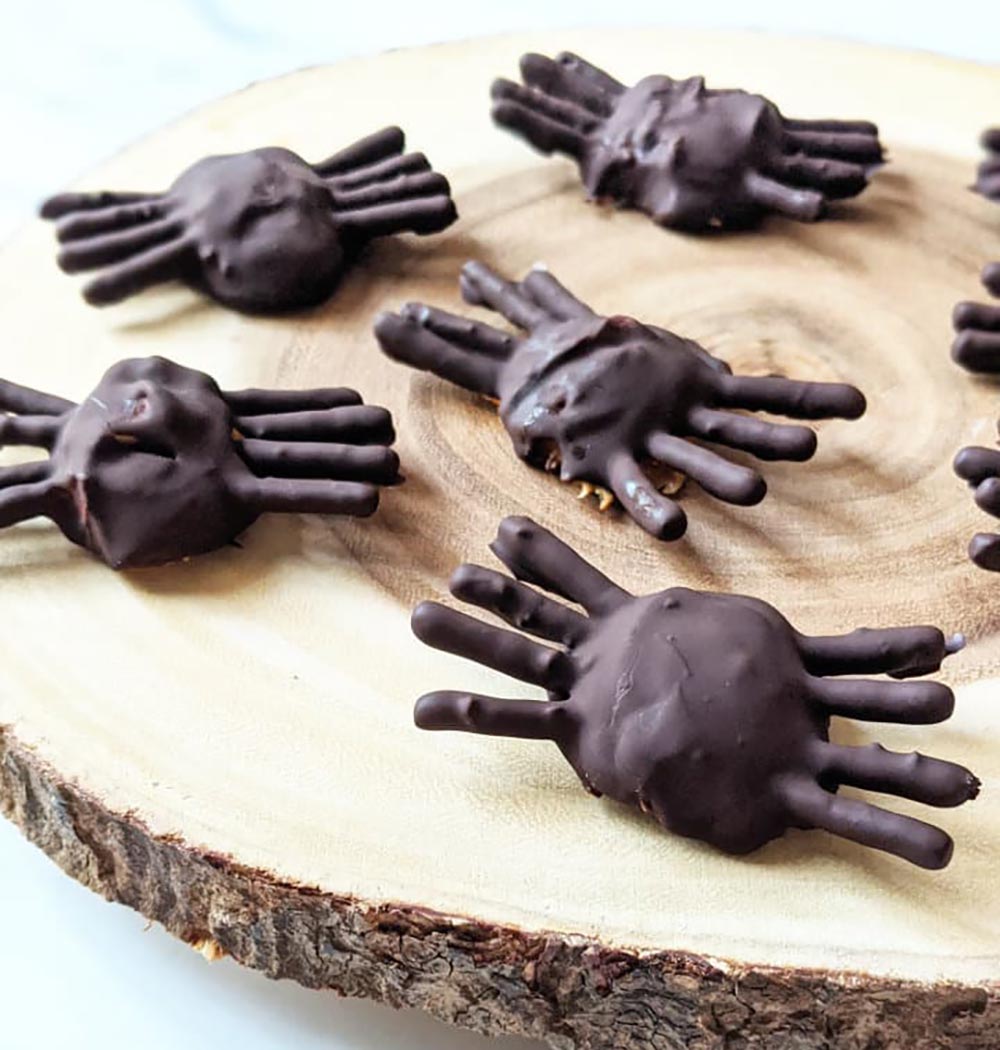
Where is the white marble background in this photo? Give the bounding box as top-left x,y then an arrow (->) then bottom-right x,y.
0,3 -> 996,1049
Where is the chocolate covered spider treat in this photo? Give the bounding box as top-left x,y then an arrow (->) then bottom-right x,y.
954,434 -> 1000,570
40,127 -> 457,313
0,357 -> 399,567
490,52 -> 883,230
951,130 -> 1000,373
952,263 -> 1000,373
376,262 -> 865,540
975,127 -> 1000,201
412,517 -> 976,869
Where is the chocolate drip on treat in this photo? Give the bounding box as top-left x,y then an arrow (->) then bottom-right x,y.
40,127 -> 457,313
375,261 -> 864,540
0,357 -> 399,567
411,516 -> 977,869
489,51 -> 883,230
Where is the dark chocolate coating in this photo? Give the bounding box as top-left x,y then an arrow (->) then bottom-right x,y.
952,262 -> 1000,374
954,436 -> 1000,571
375,262 -> 865,540
0,357 -> 399,567
412,517 -> 976,869
39,127 -> 457,313
953,130 -> 1000,372
974,127 -> 1000,202
490,52 -> 883,230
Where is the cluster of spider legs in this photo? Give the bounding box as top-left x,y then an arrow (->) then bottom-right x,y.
952,128 -> 1000,567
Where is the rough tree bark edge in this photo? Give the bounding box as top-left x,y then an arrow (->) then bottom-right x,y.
1,726 -> 996,1049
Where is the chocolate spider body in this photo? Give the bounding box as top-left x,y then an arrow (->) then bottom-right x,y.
0,357 -> 399,567
490,52 -> 883,230
952,263 -> 1000,374
975,127 -> 1000,201
40,127 -> 457,313
412,517 -> 977,869
375,262 -> 865,540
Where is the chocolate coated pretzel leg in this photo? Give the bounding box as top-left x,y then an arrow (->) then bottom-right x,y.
313,126 -> 406,176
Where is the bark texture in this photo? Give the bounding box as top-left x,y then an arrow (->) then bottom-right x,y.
1,727 -> 996,1049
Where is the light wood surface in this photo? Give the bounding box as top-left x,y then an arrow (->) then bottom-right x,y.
0,27 -> 998,1048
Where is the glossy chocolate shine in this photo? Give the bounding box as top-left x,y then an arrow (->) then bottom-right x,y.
491,51 -> 883,230
0,357 -> 399,567
412,517 -> 977,869
376,262 -> 865,540
40,127 -> 457,313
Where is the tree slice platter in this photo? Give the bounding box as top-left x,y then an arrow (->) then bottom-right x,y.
1,28 -> 998,1050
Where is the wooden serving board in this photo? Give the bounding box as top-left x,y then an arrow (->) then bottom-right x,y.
0,28 -> 998,1050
